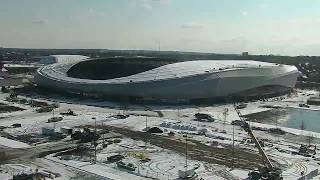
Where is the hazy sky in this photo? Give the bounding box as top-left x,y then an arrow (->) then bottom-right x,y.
1,0 -> 320,55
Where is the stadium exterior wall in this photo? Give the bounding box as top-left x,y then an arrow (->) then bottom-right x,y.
35,59 -> 299,101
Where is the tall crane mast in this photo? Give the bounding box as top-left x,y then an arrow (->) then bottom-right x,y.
234,103 -> 282,180
234,104 -> 273,170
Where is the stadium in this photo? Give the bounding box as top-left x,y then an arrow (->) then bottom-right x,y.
35,56 -> 299,102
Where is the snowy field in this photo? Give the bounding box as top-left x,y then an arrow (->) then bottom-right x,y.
0,136 -> 30,148
45,137 -> 234,180
0,88 -> 320,179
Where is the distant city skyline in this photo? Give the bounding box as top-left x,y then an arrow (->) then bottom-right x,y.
1,0 -> 320,56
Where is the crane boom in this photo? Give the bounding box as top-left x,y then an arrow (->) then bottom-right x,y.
234,104 -> 274,170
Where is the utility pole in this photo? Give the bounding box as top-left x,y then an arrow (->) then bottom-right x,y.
232,123 -> 235,168
185,134 -> 188,172
145,116 -> 148,131
223,108 -> 228,125
275,117 -> 280,148
102,121 -> 106,146
145,115 -> 150,152
92,117 -> 97,164
300,119 -> 305,136
307,134 -> 314,145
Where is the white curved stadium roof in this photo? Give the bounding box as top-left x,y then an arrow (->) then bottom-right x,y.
36,58 -> 299,100
39,55 -> 89,65
38,60 -> 286,84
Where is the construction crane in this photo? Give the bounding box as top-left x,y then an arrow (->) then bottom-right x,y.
234,103 -> 282,180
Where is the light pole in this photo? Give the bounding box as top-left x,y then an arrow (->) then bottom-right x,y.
92,117 -> 97,164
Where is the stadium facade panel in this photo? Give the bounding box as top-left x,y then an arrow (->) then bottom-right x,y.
35,57 -> 299,101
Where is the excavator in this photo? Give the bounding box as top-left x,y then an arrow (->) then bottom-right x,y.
234,103 -> 283,180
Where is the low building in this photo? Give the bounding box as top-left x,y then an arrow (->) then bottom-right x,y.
60,126 -> 73,135
42,127 -> 55,136
242,52 -> 249,56
307,96 -> 320,105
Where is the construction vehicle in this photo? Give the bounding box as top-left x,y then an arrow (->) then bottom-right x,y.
235,103 -> 247,109
127,152 -> 151,162
298,144 -> 317,156
71,128 -> 100,143
234,103 -> 283,180
60,109 -> 77,116
178,168 -> 198,179
36,105 -> 54,113
116,161 -> 136,171
1,86 -> 9,93
47,117 -> 63,123
194,113 -> 215,122
178,164 -> 200,179
107,154 -> 124,163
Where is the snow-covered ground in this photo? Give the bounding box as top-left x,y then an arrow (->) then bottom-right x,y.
0,136 -> 30,148
0,88 -> 320,179
0,172 -> 11,180
0,161 -> 80,180
46,137 -> 232,180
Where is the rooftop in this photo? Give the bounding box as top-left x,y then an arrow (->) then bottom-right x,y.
38,60 -> 285,84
